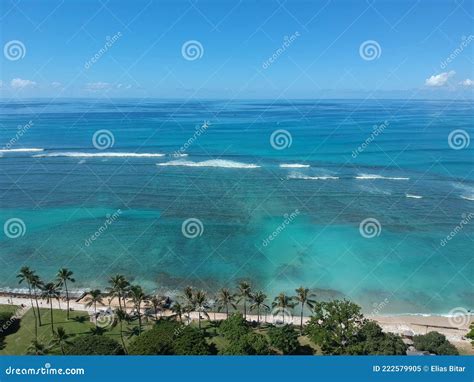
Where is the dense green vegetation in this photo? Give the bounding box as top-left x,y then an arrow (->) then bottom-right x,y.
413,332 -> 459,355
66,335 -> 125,355
306,300 -> 407,355
0,266 -> 465,356
268,325 -> 300,354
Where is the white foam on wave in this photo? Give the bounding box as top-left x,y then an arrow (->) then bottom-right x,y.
0,148 -> 44,153
288,172 -> 339,180
355,174 -> 409,181
33,152 -> 166,158
156,159 -> 260,169
405,194 -> 423,199
452,183 -> 474,201
170,153 -> 189,158
280,163 -> 310,168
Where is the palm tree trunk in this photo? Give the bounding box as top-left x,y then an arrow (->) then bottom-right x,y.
120,320 -> 127,354
118,292 -> 122,310
60,344 -> 65,355
243,301 -> 246,319
94,303 -> 97,324
65,281 -> 70,320
33,289 -> 42,326
257,306 -> 260,324
27,284 -> 38,338
49,300 -> 54,332
226,304 -> 229,318
300,303 -> 304,332
137,305 -> 142,335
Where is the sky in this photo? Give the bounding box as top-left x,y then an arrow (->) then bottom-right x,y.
0,0 -> 473,99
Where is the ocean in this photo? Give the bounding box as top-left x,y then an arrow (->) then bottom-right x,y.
0,99 -> 472,314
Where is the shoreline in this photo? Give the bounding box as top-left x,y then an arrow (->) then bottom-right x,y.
0,289 -> 467,318
0,292 -> 472,353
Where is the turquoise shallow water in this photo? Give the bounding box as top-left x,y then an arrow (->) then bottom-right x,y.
0,99 -> 472,314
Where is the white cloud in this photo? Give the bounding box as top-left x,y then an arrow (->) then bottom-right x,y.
459,78 -> 474,87
85,82 -> 112,91
425,71 -> 455,87
11,78 -> 37,89
51,81 -> 62,88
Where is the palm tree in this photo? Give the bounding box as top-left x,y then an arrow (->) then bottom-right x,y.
27,340 -> 49,355
56,268 -> 75,320
250,291 -> 269,324
52,326 -> 72,355
216,288 -> 236,318
108,274 -> 129,311
272,292 -> 295,325
149,296 -> 166,320
183,286 -> 195,324
129,285 -> 149,335
41,282 -> 60,333
16,266 -> 38,337
171,301 -> 184,322
85,289 -> 104,324
236,281 -> 252,319
193,290 -> 210,330
30,274 -> 44,326
115,308 -> 128,354
294,287 -> 317,331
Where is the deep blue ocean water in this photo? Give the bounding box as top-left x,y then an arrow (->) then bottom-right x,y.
0,99 -> 472,314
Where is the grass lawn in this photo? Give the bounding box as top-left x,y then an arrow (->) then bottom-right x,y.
0,304 -> 19,315
0,306 -> 158,355
0,308 -> 94,355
